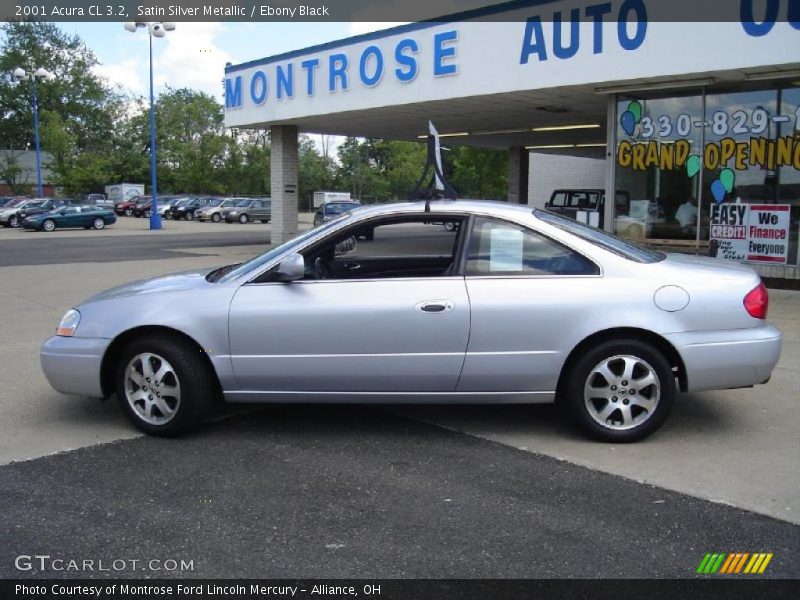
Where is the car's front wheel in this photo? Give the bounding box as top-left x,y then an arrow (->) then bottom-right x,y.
42,219 -> 56,232
186,212 -> 194,221
115,334 -> 215,436
9,215 -> 19,228
564,339 -> 674,442
239,213 -> 249,224
124,208 -> 133,217
211,213 -> 221,223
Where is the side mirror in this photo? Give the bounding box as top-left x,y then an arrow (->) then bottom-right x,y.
274,253 -> 305,282
335,236 -> 357,255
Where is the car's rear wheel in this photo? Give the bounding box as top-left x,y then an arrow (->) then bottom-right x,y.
239,213 -> 249,224
186,212 -> 194,221
211,213 -> 221,223
564,339 -> 674,442
42,219 -> 56,232
92,218 -> 105,230
115,334 -> 215,436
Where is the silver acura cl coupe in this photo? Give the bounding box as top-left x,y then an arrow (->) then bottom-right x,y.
41,201 -> 782,442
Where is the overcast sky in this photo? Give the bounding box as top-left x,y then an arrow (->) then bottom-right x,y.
59,22 -> 396,102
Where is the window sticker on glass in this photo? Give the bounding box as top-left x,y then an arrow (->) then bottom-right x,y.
489,227 -> 524,271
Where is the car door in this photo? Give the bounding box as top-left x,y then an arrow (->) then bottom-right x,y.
227,217 -> 471,393
457,216 -> 601,393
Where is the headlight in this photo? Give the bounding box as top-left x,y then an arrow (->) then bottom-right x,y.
56,309 -> 81,337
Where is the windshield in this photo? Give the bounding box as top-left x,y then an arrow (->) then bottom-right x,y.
208,198 -> 224,207
4,199 -> 25,208
536,209 -> 664,264
213,214 -> 352,283
235,199 -> 252,207
174,199 -> 190,207
325,202 -> 358,215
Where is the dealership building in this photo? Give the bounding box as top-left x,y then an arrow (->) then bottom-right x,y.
224,1 -> 800,280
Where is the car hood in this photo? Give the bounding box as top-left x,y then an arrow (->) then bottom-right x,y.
84,269 -> 214,303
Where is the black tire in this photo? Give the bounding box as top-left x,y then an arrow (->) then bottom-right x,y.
186,212 -> 194,221
42,219 -> 56,232
9,215 -> 19,228
92,217 -> 105,230
562,338 -> 675,443
211,213 -> 221,223
260,219 -> 268,223
239,213 -> 249,224
124,208 -> 133,217
114,334 -> 216,436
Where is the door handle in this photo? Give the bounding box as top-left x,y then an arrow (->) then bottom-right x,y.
416,300 -> 455,313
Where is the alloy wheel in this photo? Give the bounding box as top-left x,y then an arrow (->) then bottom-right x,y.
124,352 -> 181,425
583,354 -> 660,431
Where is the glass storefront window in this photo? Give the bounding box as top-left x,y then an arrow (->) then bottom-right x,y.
613,82 -> 800,267
615,93 -> 704,242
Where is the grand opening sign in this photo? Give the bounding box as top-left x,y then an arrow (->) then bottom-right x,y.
710,204 -> 791,264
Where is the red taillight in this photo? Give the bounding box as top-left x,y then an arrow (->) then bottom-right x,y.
743,282 -> 768,319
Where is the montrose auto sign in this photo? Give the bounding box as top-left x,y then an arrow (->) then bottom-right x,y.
223,0 -> 799,127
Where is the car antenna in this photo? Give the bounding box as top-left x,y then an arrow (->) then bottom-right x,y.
409,121 -> 457,212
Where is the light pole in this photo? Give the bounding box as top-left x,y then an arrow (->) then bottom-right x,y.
124,21 -> 175,230
12,66 -> 55,197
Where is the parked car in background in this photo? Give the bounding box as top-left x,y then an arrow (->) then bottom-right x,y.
15,198 -> 80,224
0,198 -> 63,228
544,189 -> 631,230
223,198 -> 271,224
23,205 -> 116,232
156,196 -> 189,218
115,196 -> 150,217
168,197 -> 213,220
195,197 -> 238,222
0,196 -> 23,208
313,200 -> 362,227
86,193 -> 113,208
40,201 -> 781,440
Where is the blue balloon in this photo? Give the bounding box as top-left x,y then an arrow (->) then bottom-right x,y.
711,179 -> 726,203
620,110 -> 636,136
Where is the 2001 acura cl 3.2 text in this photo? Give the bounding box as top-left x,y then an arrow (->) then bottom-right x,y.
40,201 -> 782,441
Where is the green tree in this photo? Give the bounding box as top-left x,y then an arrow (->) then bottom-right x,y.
298,135 -> 335,209
0,22 -> 122,153
447,146 -> 508,199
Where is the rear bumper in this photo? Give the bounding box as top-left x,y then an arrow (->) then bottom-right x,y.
40,336 -> 110,398
666,324 -> 782,393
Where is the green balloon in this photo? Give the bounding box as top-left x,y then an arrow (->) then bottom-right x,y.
719,168 -> 735,193
627,101 -> 642,123
686,155 -> 702,177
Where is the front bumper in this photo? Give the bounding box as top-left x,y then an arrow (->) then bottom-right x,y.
41,336 -> 111,398
666,324 -> 782,393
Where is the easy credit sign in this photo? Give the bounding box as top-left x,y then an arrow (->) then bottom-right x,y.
710,204 -> 791,264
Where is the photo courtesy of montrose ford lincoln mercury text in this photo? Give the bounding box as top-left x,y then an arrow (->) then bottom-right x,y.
40,200 -> 782,442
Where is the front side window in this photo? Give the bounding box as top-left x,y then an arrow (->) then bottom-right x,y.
298,217 -> 465,281
466,217 -> 599,276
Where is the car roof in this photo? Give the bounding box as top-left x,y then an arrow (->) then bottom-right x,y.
345,200 -> 535,221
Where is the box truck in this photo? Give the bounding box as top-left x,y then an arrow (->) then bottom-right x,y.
105,183 -> 145,203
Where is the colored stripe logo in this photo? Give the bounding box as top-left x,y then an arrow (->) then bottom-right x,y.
697,552 -> 773,574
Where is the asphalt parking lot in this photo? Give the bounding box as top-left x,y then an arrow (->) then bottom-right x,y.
0,219 -> 798,578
